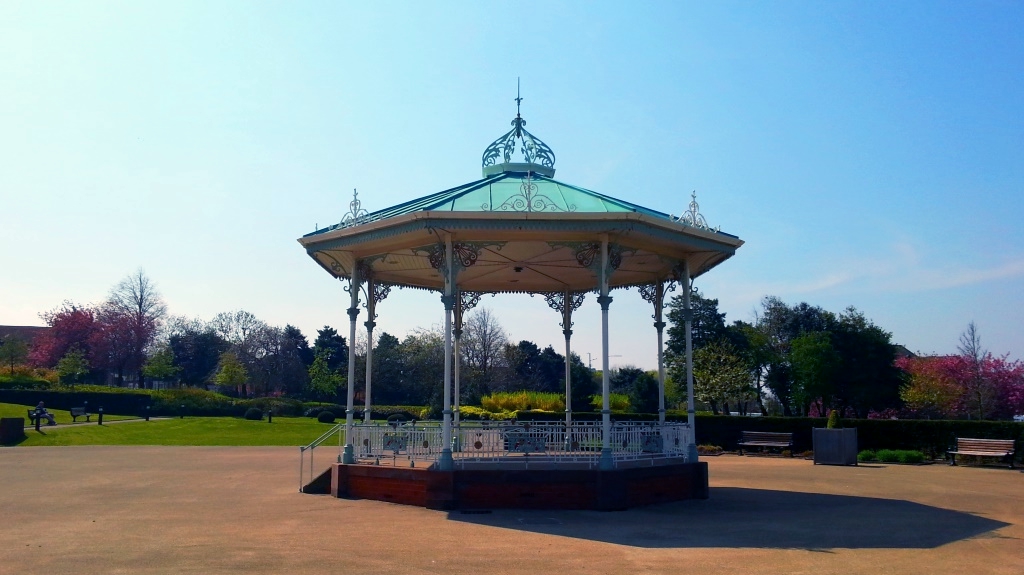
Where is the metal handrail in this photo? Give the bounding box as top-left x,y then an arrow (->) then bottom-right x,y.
298,423 -> 343,492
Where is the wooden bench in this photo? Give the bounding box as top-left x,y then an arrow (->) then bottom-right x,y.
947,437 -> 1016,469
738,431 -> 793,456
27,409 -> 55,426
70,407 -> 91,422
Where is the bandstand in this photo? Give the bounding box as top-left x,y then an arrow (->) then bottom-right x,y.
297,98 -> 743,510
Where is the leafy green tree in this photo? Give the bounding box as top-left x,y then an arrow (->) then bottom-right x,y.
313,326 -> 348,373
790,332 -> 840,416
0,336 -> 29,375
168,322 -> 229,387
369,332 -> 403,404
830,308 -> 901,417
568,352 -> 597,413
56,347 -> 90,389
628,370 -> 660,414
725,320 -> 774,414
143,345 -> 180,385
687,341 -> 752,415
213,352 -> 248,395
666,290 -> 727,358
307,348 -> 344,402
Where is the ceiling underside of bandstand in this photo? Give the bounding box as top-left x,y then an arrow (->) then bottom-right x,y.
299,212 -> 743,294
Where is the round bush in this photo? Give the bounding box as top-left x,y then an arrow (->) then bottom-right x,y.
317,410 -> 336,424
244,408 -> 264,421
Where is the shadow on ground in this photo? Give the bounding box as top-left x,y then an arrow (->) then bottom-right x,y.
448,487 -> 1012,550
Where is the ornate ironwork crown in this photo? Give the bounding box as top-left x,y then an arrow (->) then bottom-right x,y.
481,92 -> 555,177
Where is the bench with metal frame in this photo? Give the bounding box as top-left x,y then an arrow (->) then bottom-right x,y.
27,409 -> 56,426
737,431 -> 793,457
70,407 -> 92,423
947,437 -> 1016,469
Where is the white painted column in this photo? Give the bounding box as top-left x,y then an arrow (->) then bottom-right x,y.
439,236 -> 455,470
598,237 -> 614,470
454,331 -> 461,427
655,281 -> 667,425
342,265 -> 360,464
683,260 -> 698,462
363,300 -> 375,424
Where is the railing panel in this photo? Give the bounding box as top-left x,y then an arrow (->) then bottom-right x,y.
324,420 -> 695,471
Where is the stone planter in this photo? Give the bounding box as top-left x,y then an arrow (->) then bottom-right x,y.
813,427 -> 858,466
0,417 -> 27,444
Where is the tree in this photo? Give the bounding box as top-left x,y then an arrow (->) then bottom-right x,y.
307,348 -> 344,401
103,270 -> 168,388
399,327 -> 446,408
726,320 -> 773,414
957,322 -> 996,420
30,302 -> 98,368
0,336 -> 29,375
279,325 -> 313,395
372,332 -> 405,404
687,340 -> 753,415
790,332 -> 840,416
898,355 -> 962,419
665,290 -> 727,358
829,308 -> 901,417
312,326 -> 349,373
167,320 -> 229,387
461,307 -> 508,398
56,347 -> 90,388
568,352 -> 597,412
503,341 -> 564,393
213,352 -> 248,395
143,345 -> 180,386
628,370 -> 660,414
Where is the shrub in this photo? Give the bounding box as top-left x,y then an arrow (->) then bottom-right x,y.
697,444 -> 723,455
875,449 -> 900,463
459,406 -> 514,421
481,391 -> 564,413
317,411 -> 337,424
896,450 -> 926,464
304,404 -> 346,418
590,393 -> 630,411
858,449 -> 877,462
244,407 -> 264,421
237,397 -> 304,417
826,409 -> 840,429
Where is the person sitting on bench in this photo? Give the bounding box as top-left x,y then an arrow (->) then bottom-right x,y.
35,401 -> 56,426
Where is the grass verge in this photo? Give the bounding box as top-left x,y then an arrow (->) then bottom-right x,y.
1,402 -> 134,425
10,414 -> 341,447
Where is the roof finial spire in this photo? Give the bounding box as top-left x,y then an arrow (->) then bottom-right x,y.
515,77 -> 523,116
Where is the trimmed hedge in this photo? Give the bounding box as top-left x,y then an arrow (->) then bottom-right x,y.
0,388 -> 152,415
692,415 -> 1024,461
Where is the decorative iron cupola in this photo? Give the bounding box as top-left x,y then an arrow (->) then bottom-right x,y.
481,87 -> 556,178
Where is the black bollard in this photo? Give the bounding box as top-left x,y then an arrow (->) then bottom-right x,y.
145,405 -> 150,422
98,407 -> 104,426
180,405 -> 185,419
267,409 -> 273,423
34,409 -> 41,432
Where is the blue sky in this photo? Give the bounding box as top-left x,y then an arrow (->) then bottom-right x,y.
2,1 -> 1022,368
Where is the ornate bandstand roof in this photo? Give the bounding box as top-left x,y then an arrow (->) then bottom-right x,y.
299,98 -> 742,294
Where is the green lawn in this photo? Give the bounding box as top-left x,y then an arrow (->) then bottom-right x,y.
0,402 -> 134,425
7,412 -> 342,447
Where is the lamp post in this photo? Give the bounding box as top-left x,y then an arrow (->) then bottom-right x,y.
98,407 -> 104,426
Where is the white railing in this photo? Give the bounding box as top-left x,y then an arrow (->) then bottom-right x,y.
341,420 -> 694,469
298,423 -> 343,492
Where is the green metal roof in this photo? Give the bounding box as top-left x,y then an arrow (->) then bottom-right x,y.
304,171 -> 673,238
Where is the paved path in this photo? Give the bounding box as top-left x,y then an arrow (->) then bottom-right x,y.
1,448 -> 1021,575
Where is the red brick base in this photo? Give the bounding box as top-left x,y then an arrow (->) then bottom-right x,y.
331,462 -> 708,511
